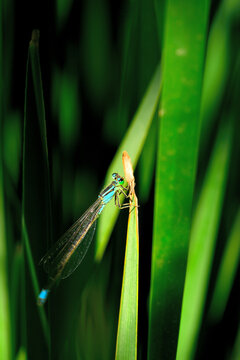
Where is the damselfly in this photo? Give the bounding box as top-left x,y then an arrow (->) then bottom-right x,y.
38,173 -> 128,305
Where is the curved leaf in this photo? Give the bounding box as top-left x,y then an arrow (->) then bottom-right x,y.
96,62 -> 161,261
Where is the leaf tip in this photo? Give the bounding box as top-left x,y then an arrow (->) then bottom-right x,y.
30,29 -> 40,47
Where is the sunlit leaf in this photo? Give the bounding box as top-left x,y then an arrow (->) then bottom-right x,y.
177,121 -> 233,359
148,1 -> 210,358
96,62 -> 161,261
115,196 -> 139,360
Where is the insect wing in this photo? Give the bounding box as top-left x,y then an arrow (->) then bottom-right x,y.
60,220 -> 96,278
41,198 -> 102,277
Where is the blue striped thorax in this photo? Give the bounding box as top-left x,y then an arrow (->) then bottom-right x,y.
98,173 -> 125,205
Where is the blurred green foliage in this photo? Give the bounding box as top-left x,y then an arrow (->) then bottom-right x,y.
0,0 -> 239,359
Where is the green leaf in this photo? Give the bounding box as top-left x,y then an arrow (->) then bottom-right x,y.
0,5 -> 11,357
115,195 -> 139,360
56,0 -> 74,30
22,30 -> 51,351
138,111 -> 158,202
200,0 -> 240,149
0,96 -> 12,360
231,325 -> 240,360
176,120 -> 233,359
95,62 -> 161,261
16,346 -> 27,360
148,1 -> 210,358
208,208 -> 240,322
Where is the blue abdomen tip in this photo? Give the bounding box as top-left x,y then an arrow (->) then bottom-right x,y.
37,289 -> 50,306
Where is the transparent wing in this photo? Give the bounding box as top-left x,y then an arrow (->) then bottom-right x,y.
60,220 -> 96,278
40,198 -> 102,280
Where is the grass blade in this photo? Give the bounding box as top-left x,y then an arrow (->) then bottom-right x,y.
177,120 -> 233,359
208,208 -> 240,323
231,325 -> 240,360
96,62 -> 161,261
148,1 -> 210,358
115,196 -> 139,360
200,0 -> 240,150
22,30 -> 51,353
0,121 -> 11,360
138,112 -> 158,202
0,5 -> 11,358
115,153 -> 139,360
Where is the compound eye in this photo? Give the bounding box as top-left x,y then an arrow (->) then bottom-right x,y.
112,173 -> 124,184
